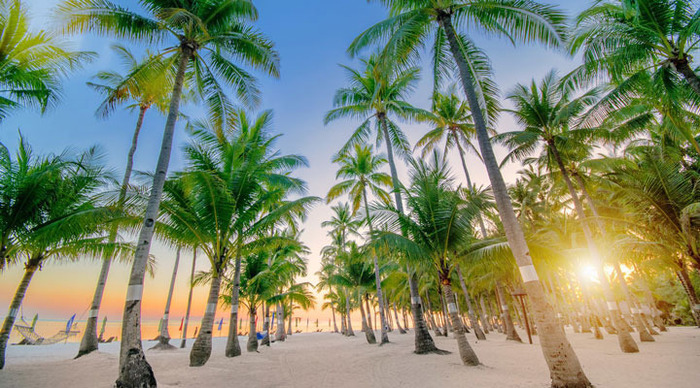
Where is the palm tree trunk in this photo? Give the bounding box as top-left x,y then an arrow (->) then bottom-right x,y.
393,303 -> 407,334
225,254 -> 243,357
361,184 -> 389,344
189,272 -> 221,367
180,248 -> 197,348
456,265 -> 486,340
359,293 -> 376,344
478,294 -> 491,333
116,46 -> 192,388
441,277 -> 479,365
676,263 -> 700,326
331,305 -> 339,333
496,282 -> 522,342
437,13 -> 591,388
365,295 -> 374,331
671,56 -> 700,99
634,264 -> 667,332
548,141 -> 638,353
439,287 -> 452,334
261,303 -> 271,346
78,105 -> 148,358
0,255 -> 41,369
378,115 -> 436,352
151,247 -> 181,350
275,303 -> 286,341
455,139 -> 488,236
287,301 -> 293,335
345,293 -> 355,336
247,306 -> 258,352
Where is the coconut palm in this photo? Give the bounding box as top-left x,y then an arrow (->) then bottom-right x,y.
56,1 -> 279,383
327,144 -> 393,344
0,0 -> 92,121
372,153 -> 481,365
0,141 -> 124,369
78,44 -> 175,358
154,109 -> 316,367
180,247 -> 198,348
571,0 -> 700,96
499,70 -> 640,353
350,1 -> 591,385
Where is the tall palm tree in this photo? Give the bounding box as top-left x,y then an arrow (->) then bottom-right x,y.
0,140 -> 124,369
328,144 -> 393,344
78,44 -> 175,358
324,56 -> 438,351
499,70 -> 639,353
0,0 -> 92,121
571,0 -> 700,96
155,109 -> 316,366
372,153 -> 480,365
57,1 -> 279,384
350,1 -> 591,386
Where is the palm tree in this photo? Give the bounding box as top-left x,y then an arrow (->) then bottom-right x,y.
571,0 -> 700,96
78,44 -> 175,358
154,109 -> 316,366
56,1 -> 279,384
328,144 -> 393,344
499,70 -> 640,353
150,246 -> 181,350
0,140 -> 123,369
324,56 -> 438,351
350,2 -> 591,386
372,153 -> 480,365
0,0 -> 92,121
180,247 -> 198,348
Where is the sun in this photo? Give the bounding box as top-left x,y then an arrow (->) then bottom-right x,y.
580,264 -> 599,283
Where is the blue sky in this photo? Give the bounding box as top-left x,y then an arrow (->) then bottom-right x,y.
1,0 -> 591,322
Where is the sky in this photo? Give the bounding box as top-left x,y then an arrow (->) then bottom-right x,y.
0,0 -> 591,333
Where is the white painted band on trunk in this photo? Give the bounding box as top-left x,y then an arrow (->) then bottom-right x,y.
518,265 -> 539,283
411,296 -> 420,304
606,301 -> 618,311
448,303 -> 458,314
88,309 -> 99,318
163,313 -> 169,320
205,303 -> 216,315
501,305 -> 508,311
8,308 -> 18,318
126,285 -> 143,301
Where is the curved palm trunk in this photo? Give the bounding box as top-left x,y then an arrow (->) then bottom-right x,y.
676,264 -> 700,327
247,306 -> 258,352
151,247 -> 181,350
0,256 -> 40,369
378,116 -> 438,351
180,249 -> 197,348
441,277 -> 479,365
189,273 -> 221,366
116,46 -> 192,388
496,282 -> 522,342
225,255 -> 243,357
547,141 -> 638,353
393,303 -> 407,334
359,294 -> 376,344
331,304 -> 339,333
455,140 -> 488,236
275,303 -> 286,341
671,57 -> 700,100
361,184 -> 389,344
438,14 -> 591,387
635,264 -> 667,332
478,295 -> 491,333
79,105 -> 148,359
345,293 -> 355,336
365,296 -> 374,331
456,265 -> 486,340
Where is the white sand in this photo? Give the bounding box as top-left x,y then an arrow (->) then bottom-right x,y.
1,327 -> 698,387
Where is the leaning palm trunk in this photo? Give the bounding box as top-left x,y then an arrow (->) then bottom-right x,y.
676,264 -> 700,327
361,184 -> 389,344
437,13 -> 591,387
0,255 -> 41,369
548,141 -> 638,353
275,303 -> 285,341
345,293 -> 355,336
359,295 -> 376,344
116,47 -> 192,388
496,283 -> 522,342
225,255 -> 243,357
331,304 -> 339,333
393,303 -> 407,334
479,295 -> 492,333
151,247 -> 181,350
441,279 -> 479,366
456,266 -> 486,340
613,263 -> 653,342
189,273 -> 221,366
181,249 -> 197,348
247,308 -> 258,352
79,106 -> 148,359
378,115 -> 437,352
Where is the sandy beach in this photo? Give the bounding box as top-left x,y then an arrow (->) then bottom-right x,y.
1,327 -> 698,388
